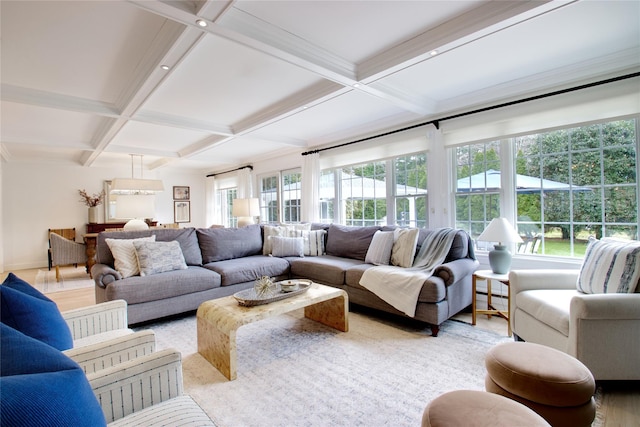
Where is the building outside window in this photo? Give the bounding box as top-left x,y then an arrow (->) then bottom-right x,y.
321,152 -> 428,227
455,118 -> 638,257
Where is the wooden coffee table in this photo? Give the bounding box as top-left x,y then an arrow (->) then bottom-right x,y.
197,282 -> 348,380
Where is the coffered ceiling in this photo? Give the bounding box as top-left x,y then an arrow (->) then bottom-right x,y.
1,0 -> 639,173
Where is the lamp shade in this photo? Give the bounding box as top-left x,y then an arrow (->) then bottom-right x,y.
233,198 -> 260,227
477,218 -> 523,245
232,198 -> 260,217
110,178 -> 164,194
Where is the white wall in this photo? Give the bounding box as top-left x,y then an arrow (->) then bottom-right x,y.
1,160 -> 206,271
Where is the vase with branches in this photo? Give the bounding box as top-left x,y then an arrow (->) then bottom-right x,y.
79,189 -> 105,223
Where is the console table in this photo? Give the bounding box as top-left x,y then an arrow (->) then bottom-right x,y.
86,221 -> 156,233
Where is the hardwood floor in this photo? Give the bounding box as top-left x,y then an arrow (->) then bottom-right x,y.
3,267 -> 638,426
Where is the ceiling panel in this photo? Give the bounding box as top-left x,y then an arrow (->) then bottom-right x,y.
140,32 -> 327,126
372,1 -> 640,106
0,1 -> 167,103
1,102 -> 104,148
230,0 -> 483,64
107,121 -> 212,155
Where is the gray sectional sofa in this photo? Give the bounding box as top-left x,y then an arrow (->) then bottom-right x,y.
91,223 -> 478,336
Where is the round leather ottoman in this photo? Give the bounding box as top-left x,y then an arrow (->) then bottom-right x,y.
422,390 -> 551,427
485,342 -> 596,427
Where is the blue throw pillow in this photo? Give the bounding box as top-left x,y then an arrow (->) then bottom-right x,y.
1,273 -> 73,350
0,324 -> 107,427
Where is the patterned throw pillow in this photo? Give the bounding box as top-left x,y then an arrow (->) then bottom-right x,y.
270,236 -> 304,257
365,230 -> 394,265
390,228 -> 419,268
106,236 -> 156,278
577,237 -> 640,294
262,225 -> 286,255
133,241 -> 188,277
301,229 -> 326,256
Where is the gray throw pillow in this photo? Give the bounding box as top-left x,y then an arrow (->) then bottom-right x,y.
325,224 -> 380,261
197,224 -> 263,263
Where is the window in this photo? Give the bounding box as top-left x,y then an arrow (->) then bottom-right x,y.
394,154 -> 428,228
455,118 -> 638,257
259,175 -> 279,223
217,188 -> 237,227
455,141 -> 501,243
321,153 -> 428,227
282,169 -> 301,222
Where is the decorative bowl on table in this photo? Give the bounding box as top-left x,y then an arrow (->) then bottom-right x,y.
279,280 -> 299,292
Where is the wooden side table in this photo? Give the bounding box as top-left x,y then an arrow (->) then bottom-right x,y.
83,233 -> 99,278
472,269 -> 511,336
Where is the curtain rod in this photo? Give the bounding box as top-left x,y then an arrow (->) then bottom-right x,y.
301,71 -> 640,156
206,165 -> 253,177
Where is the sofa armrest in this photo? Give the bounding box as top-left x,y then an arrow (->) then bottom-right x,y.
434,258 -> 479,286
91,263 -> 122,288
509,269 -> 579,294
88,349 -> 184,423
568,293 -> 640,379
63,330 -> 156,374
570,293 -> 640,320
62,300 -> 128,340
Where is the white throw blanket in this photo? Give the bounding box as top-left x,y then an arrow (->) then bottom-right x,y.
359,228 -> 460,317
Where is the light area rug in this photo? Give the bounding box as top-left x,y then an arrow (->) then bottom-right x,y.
145,309 -> 514,427
34,266 -> 93,293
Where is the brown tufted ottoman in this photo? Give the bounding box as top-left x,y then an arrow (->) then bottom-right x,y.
422,390 -> 551,427
485,342 -> 596,427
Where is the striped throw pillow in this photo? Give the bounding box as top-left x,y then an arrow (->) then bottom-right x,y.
270,236 -> 304,257
390,228 -> 419,268
365,230 -> 394,265
577,237 -> 640,294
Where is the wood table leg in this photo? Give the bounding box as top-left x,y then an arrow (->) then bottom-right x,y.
197,315 -> 237,380
304,294 -> 349,332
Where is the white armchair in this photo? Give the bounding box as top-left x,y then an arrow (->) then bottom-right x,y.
88,349 -> 216,426
62,300 -> 157,374
509,269 -> 640,380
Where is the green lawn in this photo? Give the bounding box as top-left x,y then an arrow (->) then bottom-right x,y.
540,239 -> 588,258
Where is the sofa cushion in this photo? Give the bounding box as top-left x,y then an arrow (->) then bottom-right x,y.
106,236 -> 156,278
577,237 -> 640,294
365,230 -> 394,265
325,224 -> 380,261
0,324 -> 107,427
154,228 -> 203,266
203,255 -> 290,287
104,266 -> 221,304
391,228 -> 419,267
133,240 -> 188,276
1,273 -> 73,351
514,289 -> 576,336
198,225 -> 263,263
290,255 -> 365,287
271,236 -> 304,257
345,264 -> 447,303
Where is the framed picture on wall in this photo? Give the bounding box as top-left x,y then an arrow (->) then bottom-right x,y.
173,186 -> 190,200
174,201 -> 191,223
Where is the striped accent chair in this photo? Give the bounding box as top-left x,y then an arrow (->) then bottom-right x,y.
49,231 -> 88,282
89,349 -> 216,426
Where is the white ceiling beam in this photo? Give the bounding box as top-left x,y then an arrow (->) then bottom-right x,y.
358,1 -> 571,83
133,111 -> 234,136
1,84 -> 119,117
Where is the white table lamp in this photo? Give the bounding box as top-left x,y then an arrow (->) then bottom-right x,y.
233,198 -> 260,227
477,217 -> 523,274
